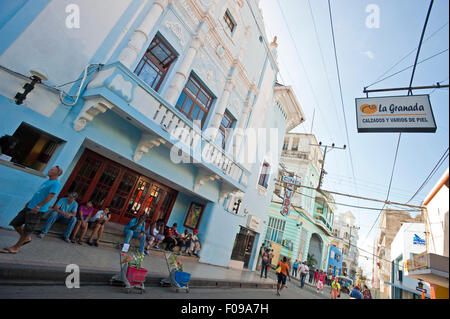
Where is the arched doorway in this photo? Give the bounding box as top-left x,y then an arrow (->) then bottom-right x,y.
308,233 -> 323,269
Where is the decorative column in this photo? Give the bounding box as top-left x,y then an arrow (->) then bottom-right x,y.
118,0 -> 170,69
287,136 -> 294,151
302,231 -> 312,262
232,94 -> 251,157
208,26 -> 251,142
207,78 -> 234,138
164,35 -> 203,106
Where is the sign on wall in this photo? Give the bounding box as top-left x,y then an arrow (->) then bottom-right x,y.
355,95 -> 436,133
280,176 -> 301,217
247,215 -> 260,231
413,234 -> 426,246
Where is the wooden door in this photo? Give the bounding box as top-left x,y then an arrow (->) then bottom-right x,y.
61,149 -> 178,226
107,171 -> 139,223
61,151 -> 104,202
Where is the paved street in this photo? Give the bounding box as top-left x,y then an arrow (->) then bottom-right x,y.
0,266 -> 348,299
0,282 -> 333,299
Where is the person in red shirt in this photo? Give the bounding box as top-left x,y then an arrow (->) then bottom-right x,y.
163,223 -> 179,251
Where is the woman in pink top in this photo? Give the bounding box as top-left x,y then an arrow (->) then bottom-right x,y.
316,270 -> 326,293
70,201 -> 94,245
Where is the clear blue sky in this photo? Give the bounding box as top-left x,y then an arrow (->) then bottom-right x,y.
259,0 -> 449,276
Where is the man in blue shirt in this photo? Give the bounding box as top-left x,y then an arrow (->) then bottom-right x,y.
1,166 -> 63,254
38,192 -> 79,242
350,286 -> 363,299
123,212 -> 148,254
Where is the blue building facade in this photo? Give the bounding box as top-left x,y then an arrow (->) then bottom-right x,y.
0,0 -> 303,269
327,245 -> 343,277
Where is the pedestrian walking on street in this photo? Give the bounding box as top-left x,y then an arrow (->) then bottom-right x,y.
308,265 -> 315,284
299,261 -> 309,288
256,243 -> 266,271
38,192 -> 78,242
267,249 -> 273,273
276,256 -> 291,296
316,270 -> 326,293
1,166 -> 63,254
363,285 -> 372,299
331,277 -> 341,299
260,247 -> 270,278
292,259 -> 299,278
313,268 -> 319,284
350,286 -> 363,299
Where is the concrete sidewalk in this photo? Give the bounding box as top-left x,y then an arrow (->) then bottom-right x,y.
0,228 -> 276,289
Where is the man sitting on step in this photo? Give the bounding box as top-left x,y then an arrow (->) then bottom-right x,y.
38,192 -> 78,243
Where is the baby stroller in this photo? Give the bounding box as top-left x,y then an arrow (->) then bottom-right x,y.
110,244 -> 148,294
160,251 -> 191,293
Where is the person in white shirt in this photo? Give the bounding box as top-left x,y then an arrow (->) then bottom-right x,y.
186,229 -> 201,257
87,207 -> 111,247
300,261 -> 309,288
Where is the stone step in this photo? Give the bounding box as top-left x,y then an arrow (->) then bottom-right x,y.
35,217 -> 199,260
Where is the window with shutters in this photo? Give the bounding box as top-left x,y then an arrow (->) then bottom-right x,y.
265,216 -> 286,244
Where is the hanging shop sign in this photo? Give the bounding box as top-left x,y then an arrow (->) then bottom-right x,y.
280,176 -> 301,217
355,95 -> 436,133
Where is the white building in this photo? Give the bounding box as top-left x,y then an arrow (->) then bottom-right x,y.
389,223 -> 431,299
331,211 -> 359,280
407,169 -> 449,299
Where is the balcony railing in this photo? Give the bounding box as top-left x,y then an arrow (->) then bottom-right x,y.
313,211 -> 333,232
80,62 -> 250,189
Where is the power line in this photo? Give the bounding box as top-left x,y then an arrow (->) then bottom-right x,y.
327,0 -> 358,199
408,0 -> 435,94
429,77 -> 449,95
273,182 -> 421,213
364,0 -> 435,245
368,21 -> 448,88
406,147 -> 449,204
364,48 -> 448,89
324,174 -> 418,200
364,134 -> 402,242
273,184 -> 415,271
306,0 -> 345,143
275,0 -> 339,144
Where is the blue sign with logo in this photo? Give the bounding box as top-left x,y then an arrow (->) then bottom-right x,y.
413,234 -> 426,246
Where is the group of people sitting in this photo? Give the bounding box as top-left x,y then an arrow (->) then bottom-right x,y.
37,192 -> 110,247
122,212 -> 201,256
37,192 -> 202,257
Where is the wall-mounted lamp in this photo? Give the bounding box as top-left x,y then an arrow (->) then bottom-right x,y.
14,69 -> 48,105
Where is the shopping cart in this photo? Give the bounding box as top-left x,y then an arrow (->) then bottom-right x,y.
110,244 -> 147,294
160,251 -> 191,293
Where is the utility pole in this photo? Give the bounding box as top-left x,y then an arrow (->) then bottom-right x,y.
310,142 -> 346,189
348,224 -> 360,279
